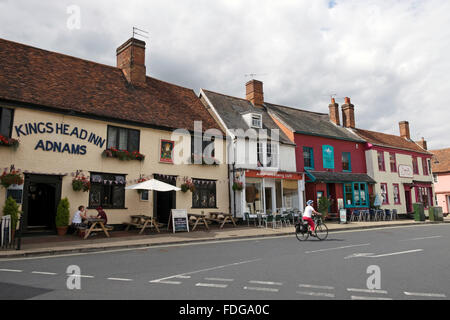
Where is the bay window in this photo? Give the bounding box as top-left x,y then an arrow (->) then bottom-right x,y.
343,182 -> 369,207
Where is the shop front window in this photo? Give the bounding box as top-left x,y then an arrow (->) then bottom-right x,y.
282,180 -> 299,210
344,182 -> 369,207
245,179 -> 262,214
192,179 -> 216,208
89,173 -> 126,209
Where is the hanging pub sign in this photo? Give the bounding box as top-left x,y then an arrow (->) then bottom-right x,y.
14,122 -> 106,155
171,209 -> 189,233
322,145 -> 335,169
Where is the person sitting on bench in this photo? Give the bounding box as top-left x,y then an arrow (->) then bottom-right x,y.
72,205 -> 88,227
95,206 -> 108,225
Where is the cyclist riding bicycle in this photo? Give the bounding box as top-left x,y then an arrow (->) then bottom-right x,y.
303,200 -> 322,237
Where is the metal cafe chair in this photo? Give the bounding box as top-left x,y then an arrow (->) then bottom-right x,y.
351,210 -> 361,222
384,209 -> 392,221
369,209 -> 376,221
244,212 -> 258,227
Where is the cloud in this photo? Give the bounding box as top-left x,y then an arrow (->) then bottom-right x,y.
0,0 -> 449,149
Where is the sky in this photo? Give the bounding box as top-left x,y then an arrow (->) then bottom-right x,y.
0,0 -> 449,150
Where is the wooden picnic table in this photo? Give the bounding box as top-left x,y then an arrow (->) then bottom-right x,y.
207,212 -> 237,229
124,215 -> 160,234
83,218 -> 112,239
188,213 -> 210,231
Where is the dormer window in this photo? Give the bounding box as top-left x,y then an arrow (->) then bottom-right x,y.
251,114 -> 262,128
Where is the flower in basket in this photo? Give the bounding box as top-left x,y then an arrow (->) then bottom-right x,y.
232,179 -> 243,191
72,174 -> 90,192
136,177 -> 148,194
0,169 -> 24,189
102,147 -> 145,161
180,179 -> 195,193
0,134 -> 19,148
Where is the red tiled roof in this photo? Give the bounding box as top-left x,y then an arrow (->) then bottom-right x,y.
430,148 -> 450,173
353,128 -> 431,155
0,38 -> 221,133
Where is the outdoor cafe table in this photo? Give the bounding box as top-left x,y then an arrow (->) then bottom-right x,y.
84,218 -> 111,240
124,215 -> 160,234
207,212 -> 237,229
188,213 -> 210,231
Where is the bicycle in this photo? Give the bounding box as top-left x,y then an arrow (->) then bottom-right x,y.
295,215 -> 329,241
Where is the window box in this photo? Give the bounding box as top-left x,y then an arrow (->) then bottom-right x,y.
0,134 -> 19,148
102,148 -> 145,161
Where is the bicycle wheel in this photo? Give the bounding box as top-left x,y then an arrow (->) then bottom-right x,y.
315,222 -> 328,241
295,224 -> 309,241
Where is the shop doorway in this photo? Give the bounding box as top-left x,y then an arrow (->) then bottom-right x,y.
22,174 -> 62,233
153,175 -> 177,225
405,190 -> 413,213
265,187 -> 273,214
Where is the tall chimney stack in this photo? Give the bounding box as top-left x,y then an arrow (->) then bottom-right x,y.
116,38 -> 147,87
341,97 -> 355,128
246,80 -> 264,106
329,98 -> 340,126
416,137 -> 427,150
399,121 -> 411,140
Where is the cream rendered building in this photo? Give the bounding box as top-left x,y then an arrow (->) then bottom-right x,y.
0,37 -> 229,233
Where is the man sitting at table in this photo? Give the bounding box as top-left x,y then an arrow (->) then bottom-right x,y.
95,206 -> 108,225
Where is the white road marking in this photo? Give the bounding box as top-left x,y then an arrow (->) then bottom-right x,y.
249,280 -> 283,286
400,236 -> 442,241
107,278 -> 133,282
2,223 -> 448,261
149,258 -> 261,283
174,275 -> 191,279
344,253 -> 375,259
204,277 -> 234,282
347,288 -> 388,294
351,296 -> 392,300
296,291 -> 335,298
243,286 -> 279,293
299,284 -> 335,290
368,249 -> 423,258
196,283 -> 228,288
71,275 -> 94,278
31,271 -> 57,275
150,280 -> 182,285
404,292 -> 446,298
0,269 -> 23,273
305,243 -> 371,254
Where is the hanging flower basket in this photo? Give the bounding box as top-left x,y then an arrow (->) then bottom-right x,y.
232,180 -> 243,191
0,135 -> 19,149
136,178 -> 148,194
181,179 -> 196,193
0,169 -> 24,189
72,175 -> 90,192
102,148 -> 145,161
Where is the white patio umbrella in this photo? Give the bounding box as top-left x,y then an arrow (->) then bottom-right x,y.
125,179 -> 181,192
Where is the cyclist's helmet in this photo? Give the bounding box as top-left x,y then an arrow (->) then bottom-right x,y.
307,200 -> 314,206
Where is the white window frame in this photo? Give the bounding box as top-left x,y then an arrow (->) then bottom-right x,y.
251,114 -> 262,129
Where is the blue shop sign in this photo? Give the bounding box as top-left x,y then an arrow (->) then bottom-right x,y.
322,145 -> 335,169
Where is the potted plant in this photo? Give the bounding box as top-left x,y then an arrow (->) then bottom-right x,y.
180,179 -> 195,193
55,198 -> 70,236
3,196 -> 21,240
318,196 -> 333,220
0,169 -> 24,189
72,174 -> 90,192
232,180 -> 243,191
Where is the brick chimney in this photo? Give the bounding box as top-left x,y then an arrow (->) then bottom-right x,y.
399,121 -> 411,140
341,97 -> 355,128
416,137 -> 427,150
116,38 -> 147,87
329,98 -> 340,126
246,80 -> 264,106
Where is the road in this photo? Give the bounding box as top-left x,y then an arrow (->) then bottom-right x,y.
0,224 -> 449,300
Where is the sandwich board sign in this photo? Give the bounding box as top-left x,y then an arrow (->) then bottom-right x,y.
339,209 -> 347,224
171,209 -> 189,233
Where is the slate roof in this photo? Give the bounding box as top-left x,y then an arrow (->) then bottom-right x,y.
307,170 -> 376,184
0,38 -> 221,133
430,148 -> 450,173
201,89 -> 294,145
352,128 -> 431,155
266,103 -> 365,143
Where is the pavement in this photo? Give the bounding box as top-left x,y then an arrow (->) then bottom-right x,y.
1,217 -> 449,259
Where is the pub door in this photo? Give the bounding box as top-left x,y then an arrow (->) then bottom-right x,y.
22,174 -> 62,233
153,175 -> 177,225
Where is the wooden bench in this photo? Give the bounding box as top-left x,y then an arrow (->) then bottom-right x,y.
124,215 -> 160,234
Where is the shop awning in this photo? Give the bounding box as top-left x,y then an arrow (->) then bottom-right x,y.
245,170 -> 303,180
305,170 -> 376,184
